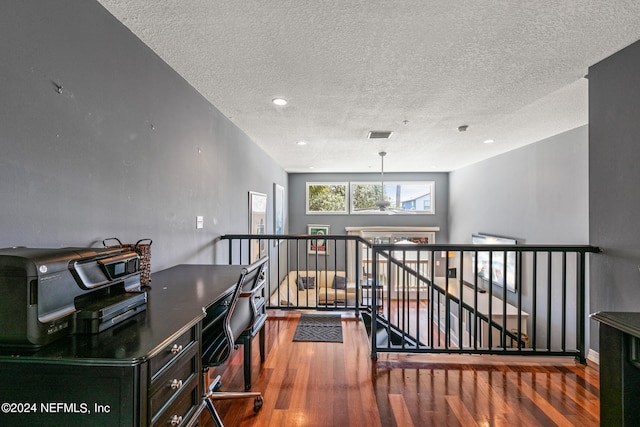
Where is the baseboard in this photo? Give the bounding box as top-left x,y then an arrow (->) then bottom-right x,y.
587,348 -> 599,366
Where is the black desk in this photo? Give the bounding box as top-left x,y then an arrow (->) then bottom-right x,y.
0,264 -> 244,427
591,311 -> 640,426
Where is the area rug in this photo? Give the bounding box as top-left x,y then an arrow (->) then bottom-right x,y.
292,313 -> 343,343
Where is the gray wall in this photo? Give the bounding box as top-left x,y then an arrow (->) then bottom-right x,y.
288,172 -> 449,240
449,125 -> 590,350
589,40 -> 640,352
449,126 -> 589,245
0,1 -> 287,271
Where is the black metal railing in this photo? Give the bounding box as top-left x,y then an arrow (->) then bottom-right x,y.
219,235 -> 599,362
221,234 -> 363,313
367,244 -> 599,363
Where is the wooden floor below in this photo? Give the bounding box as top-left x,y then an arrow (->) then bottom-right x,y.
202,310 -> 600,426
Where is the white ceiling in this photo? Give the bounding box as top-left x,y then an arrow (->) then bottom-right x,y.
97,0 -> 640,173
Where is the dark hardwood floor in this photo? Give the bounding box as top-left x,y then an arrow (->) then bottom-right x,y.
202,310 -> 599,426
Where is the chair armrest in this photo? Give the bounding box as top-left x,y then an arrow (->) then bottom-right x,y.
240,279 -> 265,298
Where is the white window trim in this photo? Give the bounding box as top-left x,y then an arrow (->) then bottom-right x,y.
349,180 -> 435,215
305,181 -> 349,215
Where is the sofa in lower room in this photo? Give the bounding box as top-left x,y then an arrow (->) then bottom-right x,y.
269,269 -> 357,307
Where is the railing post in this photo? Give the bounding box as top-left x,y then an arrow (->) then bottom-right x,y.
370,246 -> 378,360
355,241 -> 360,317
576,250 -> 587,364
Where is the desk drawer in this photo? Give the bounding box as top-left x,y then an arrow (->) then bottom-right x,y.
152,381 -> 199,427
149,342 -> 199,419
150,326 -> 196,379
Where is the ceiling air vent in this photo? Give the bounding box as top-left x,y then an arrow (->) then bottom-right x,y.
367,131 -> 393,139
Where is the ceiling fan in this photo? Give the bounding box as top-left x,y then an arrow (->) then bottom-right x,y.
375,151 -> 392,212
355,151 -> 416,215
351,151 -> 417,215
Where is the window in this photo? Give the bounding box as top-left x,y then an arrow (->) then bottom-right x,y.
350,181 -> 435,214
306,182 -> 348,214
422,194 -> 432,211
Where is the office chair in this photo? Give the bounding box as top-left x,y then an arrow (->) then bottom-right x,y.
236,266 -> 268,391
201,256 -> 269,426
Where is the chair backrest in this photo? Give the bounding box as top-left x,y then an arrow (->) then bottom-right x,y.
226,257 -> 268,347
202,257 -> 269,368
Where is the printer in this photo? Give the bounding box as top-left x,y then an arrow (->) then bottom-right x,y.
0,246 -> 147,348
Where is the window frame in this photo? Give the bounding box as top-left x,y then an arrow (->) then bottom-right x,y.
305,182 -> 349,215
349,180 -> 435,215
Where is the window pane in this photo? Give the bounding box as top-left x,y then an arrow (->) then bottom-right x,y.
351,183 -> 383,212
306,182 -> 348,214
350,181 -> 435,214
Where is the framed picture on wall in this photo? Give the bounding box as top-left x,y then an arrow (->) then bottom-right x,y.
307,224 -> 330,255
274,183 -> 285,246
249,191 -> 267,261
471,233 -> 518,292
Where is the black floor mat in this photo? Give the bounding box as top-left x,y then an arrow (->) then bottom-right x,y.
292,313 -> 343,342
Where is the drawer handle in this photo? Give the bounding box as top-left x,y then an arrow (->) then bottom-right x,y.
170,379 -> 183,390
170,344 -> 183,355
170,414 -> 183,425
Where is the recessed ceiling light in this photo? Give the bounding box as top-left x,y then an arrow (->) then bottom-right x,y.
296,141 -> 307,146
272,98 -> 288,106
483,139 -> 495,144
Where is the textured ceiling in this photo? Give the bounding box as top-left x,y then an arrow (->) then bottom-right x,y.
97,0 -> 640,173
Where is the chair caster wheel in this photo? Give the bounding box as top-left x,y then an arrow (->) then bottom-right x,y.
253,396 -> 263,412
